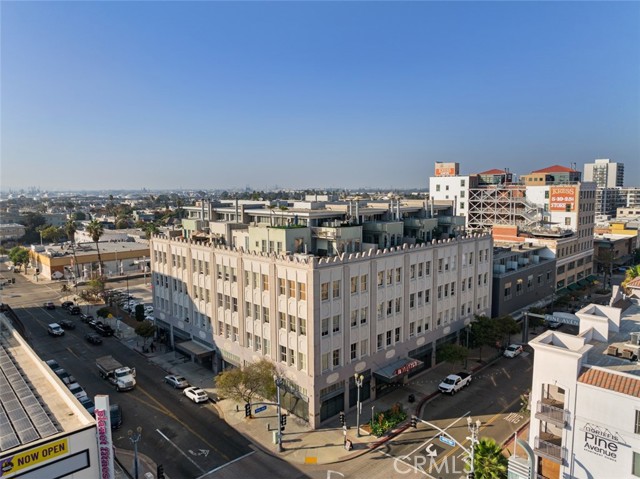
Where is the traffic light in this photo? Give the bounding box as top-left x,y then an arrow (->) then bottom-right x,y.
339,411 -> 345,426
245,403 -> 251,417
157,464 -> 165,479
411,415 -> 417,428
280,414 -> 287,431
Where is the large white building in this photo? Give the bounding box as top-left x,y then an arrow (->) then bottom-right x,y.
584,158 -> 624,188
527,298 -> 640,479
150,199 -> 493,428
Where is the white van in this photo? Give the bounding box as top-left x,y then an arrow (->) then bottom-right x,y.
47,323 -> 65,336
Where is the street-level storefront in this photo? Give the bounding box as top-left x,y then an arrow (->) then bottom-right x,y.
373,358 -> 423,398
320,381 -> 345,422
175,339 -> 216,370
407,344 -> 433,377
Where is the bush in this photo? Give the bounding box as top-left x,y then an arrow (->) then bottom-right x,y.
369,403 -> 407,437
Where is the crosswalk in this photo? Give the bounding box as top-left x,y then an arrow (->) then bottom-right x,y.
504,412 -> 524,423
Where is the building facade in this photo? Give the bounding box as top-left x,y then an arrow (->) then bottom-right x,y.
583,158 -> 624,188
528,301 -> 640,479
151,231 -> 493,428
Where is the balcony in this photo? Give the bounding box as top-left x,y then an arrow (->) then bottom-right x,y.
535,399 -> 569,427
534,434 -> 565,464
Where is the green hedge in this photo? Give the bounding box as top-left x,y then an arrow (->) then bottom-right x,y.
369,403 -> 407,437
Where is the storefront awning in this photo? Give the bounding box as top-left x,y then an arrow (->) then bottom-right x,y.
586,275 -> 597,283
175,340 -> 215,358
567,283 -> 580,291
373,358 -> 423,383
577,279 -> 588,287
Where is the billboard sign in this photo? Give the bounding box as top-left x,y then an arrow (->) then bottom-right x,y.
550,186 -> 576,212
434,162 -> 459,177
0,439 -> 69,478
94,395 -> 114,479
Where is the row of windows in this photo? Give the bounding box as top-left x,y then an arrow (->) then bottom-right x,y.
278,278 -> 307,300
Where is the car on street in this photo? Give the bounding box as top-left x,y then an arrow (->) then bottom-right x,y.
58,319 -> 76,330
80,313 -> 94,323
67,383 -> 88,400
47,323 -> 65,336
43,301 -> 55,310
503,344 -> 524,358
95,324 -> 115,337
183,386 -> 209,403
68,306 -> 81,315
45,359 -> 60,370
88,318 -> 99,329
51,271 -> 64,280
79,396 -> 95,416
110,404 -> 123,429
61,301 -> 74,309
164,375 -> 189,389
54,368 -> 76,385
438,372 -> 472,395
85,333 -> 103,345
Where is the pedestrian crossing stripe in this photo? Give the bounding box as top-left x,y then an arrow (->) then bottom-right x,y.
504,413 -> 523,423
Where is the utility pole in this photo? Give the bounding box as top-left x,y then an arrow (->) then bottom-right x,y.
467,416 -> 481,478
275,376 -> 283,452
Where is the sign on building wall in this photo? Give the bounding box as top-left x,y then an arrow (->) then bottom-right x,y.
434,162 -> 459,177
94,395 -> 114,479
549,186 -> 576,212
0,439 -> 69,478
578,421 -> 630,464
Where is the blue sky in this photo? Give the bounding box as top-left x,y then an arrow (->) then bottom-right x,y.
2,1 -> 639,191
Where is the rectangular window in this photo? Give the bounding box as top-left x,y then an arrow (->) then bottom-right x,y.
232,297 -> 238,312
262,274 -> 269,291
425,261 -> 431,275
288,314 -> 296,332
635,410 -> 640,434
418,263 -> 424,277
332,314 -> 341,333
360,307 -> 368,324
351,276 -> 358,294
396,267 -> 402,283
255,335 -> 262,352
438,286 -> 442,299
395,327 -> 400,343
254,304 -> 261,320
299,282 -> 306,300
332,349 -> 341,367
279,278 -> 286,295
410,264 -> 416,279
321,282 -> 329,300
425,289 -> 430,303
333,280 -> 341,299
280,346 -> 287,363
410,293 -> 415,308
417,291 -> 423,306
288,280 -> 296,298
263,307 -> 269,323
298,317 -> 306,335
246,332 -> 253,349
395,298 -> 401,313
409,322 -> 415,337
321,317 -> 329,336
377,334 -> 383,351
438,259 -> 443,272
279,312 -> 286,330
387,300 -> 392,316
451,282 -> 455,296
360,274 -> 368,292
298,352 -> 306,371
360,339 -> 368,357
377,303 -> 384,319
350,343 -> 357,360
351,310 -> 358,327
387,270 -> 393,285
633,451 -> 640,477
321,353 -> 330,372
378,271 -> 384,287
386,330 -> 392,346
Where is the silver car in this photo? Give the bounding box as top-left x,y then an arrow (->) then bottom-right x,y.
164,375 -> 189,389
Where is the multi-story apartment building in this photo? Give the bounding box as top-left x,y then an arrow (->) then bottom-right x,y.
150,200 -> 493,428
527,300 -> 640,479
583,158 -> 624,188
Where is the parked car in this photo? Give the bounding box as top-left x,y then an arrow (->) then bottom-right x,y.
183,386 -> 209,403
79,396 -> 95,416
51,271 -> 64,280
80,313 -> 94,323
438,372 -> 472,395
88,319 -> 99,329
58,319 -> 76,330
164,375 -> 189,389
43,301 -> 55,310
53,368 -> 76,385
85,333 -> 103,345
61,301 -> 74,309
45,359 -> 60,370
96,324 -> 115,337
110,404 -> 123,429
47,323 -> 65,336
68,306 -> 81,315
503,344 -> 524,358
67,383 -> 88,400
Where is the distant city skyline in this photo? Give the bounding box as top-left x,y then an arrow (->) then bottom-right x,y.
2,2 -> 639,191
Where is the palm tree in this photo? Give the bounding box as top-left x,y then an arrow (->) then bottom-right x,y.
471,437 -> 508,479
86,219 -> 104,278
622,265 -> 640,294
64,219 -> 80,280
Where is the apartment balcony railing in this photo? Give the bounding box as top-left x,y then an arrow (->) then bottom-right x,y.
534,436 -> 565,464
535,400 -> 569,427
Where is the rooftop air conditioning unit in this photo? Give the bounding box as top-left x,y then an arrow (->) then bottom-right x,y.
630,332 -> 640,346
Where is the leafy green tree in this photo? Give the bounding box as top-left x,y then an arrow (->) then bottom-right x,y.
469,315 -> 501,361
20,212 -> 47,244
437,343 -> 469,368
86,220 -> 104,276
527,307 -> 546,331
87,278 -> 106,300
39,225 -> 63,243
134,304 -> 146,322
595,248 -> 616,291
96,307 -> 110,319
470,437 -> 508,479
215,359 -> 278,409
134,320 -> 156,345
8,247 -> 30,269
495,315 -> 520,347
71,211 -> 86,221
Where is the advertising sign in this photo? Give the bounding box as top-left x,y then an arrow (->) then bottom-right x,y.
434,162 -> 459,177
550,186 -> 576,212
0,439 -> 69,478
94,395 -> 114,479
579,421 -> 629,463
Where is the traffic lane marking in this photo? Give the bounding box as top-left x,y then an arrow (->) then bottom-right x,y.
401,411 -> 470,459
157,428 -> 207,474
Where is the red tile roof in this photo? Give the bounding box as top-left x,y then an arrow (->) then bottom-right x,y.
531,165 -> 577,173
478,169 -> 508,175
578,367 -> 640,398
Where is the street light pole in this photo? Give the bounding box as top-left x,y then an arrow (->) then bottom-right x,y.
354,373 -> 363,438
275,376 -> 283,452
127,426 -> 142,479
466,416 -> 481,479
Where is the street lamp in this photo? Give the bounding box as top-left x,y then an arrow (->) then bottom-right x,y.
354,373 -> 364,438
128,426 -> 142,479
466,416 -> 481,479
275,376 -> 284,452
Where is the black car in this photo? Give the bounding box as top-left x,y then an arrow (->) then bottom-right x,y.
110,404 -> 123,429
68,306 -> 81,315
61,301 -> 74,309
80,313 -> 94,323
84,333 -> 103,345
58,319 -> 76,330
88,319 -> 101,329
43,301 -> 55,310
96,324 -> 115,337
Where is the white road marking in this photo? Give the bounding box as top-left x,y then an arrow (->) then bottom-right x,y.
156,428 -> 206,473
402,411 -> 471,459
195,450 -> 256,478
